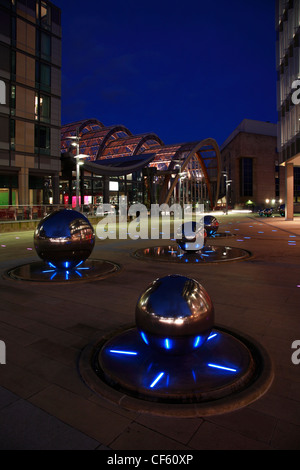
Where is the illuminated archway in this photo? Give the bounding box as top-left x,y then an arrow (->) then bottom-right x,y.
161,138 -> 221,209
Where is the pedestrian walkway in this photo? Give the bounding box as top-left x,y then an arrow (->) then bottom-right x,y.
0,213 -> 300,450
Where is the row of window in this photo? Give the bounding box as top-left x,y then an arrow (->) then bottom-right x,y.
9,84 -> 50,122
0,0 -> 60,27
9,118 -> 50,152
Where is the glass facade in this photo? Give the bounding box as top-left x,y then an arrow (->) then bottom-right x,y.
0,0 -> 61,206
60,119 -> 221,210
276,0 -> 300,160
239,158 -> 253,197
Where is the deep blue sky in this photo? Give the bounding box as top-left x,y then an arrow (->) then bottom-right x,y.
54,0 -> 277,147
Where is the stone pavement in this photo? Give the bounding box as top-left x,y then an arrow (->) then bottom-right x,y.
0,213 -> 300,450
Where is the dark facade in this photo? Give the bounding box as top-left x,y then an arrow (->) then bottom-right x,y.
0,0 -> 61,206
276,0 -> 300,218
220,119 -> 283,210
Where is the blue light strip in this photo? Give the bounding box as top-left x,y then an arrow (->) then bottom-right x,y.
193,336 -> 201,348
164,338 -> 171,349
150,372 -> 165,388
207,333 -> 217,341
109,349 -> 138,356
140,332 -> 149,345
208,363 -> 237,372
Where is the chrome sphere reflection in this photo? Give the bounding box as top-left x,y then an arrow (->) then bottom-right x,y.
176,221 -> 207,252
204,215 -> 219,236
34,209 -> 95,269
135,274 -> 214,354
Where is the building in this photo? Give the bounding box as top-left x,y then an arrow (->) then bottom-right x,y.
220,119 -> 282,210
60,119 -> 222,211
276,0 -> 300,219
0,0 -> 61,207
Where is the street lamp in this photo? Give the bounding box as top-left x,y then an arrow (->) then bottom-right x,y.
74,154 -> 88,211
68,133 -> 88,212
222,171 -> 232,215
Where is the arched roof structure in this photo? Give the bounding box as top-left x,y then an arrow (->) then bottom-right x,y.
157,139 -> 221,208
61,118 -> 221,208
99,133 -> 163,160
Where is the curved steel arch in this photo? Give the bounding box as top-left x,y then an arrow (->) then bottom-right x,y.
78,118 -> 104,134
61,118 -> 105,154
95,125 -> 133,159
160,138 -> 221,209
133,133 -> 164,155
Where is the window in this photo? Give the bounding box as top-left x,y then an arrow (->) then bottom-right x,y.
35,93 -> 50,122
51,5 -> 60,25
36,30 -> 51,61
17,0 -> 36,17
0,10 -> 11,38
41,32 -> 51,60
240,158 -> 253,197
35,124 -> 50,153
36,61 -> 51,91
0,44 -> 10,73
40,1 -> 51,29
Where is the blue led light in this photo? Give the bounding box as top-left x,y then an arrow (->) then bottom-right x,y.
140,331 -> 149,345
150,372 -> 165,388
42,269 -> 55,274
48,262 -> 56,269
208,363 -> 237,372
65,270 -> 69,280
207,333 -> 217,341
50,272 -> 57,280
75,270 -> 82,278
64,261 -> 69,269
109,350 -> 138,356
76,261 -> 84,267
193,336 -> 201,348
164,338 -> 171,349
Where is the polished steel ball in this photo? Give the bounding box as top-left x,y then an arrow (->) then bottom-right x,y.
176,221 -> 207,252
136,274 -> 214,354
34,209 -> 95,269
204,215 -> 219,236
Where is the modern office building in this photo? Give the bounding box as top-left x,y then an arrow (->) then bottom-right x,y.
220,119 -> 282,210
276,0 -> 300,219
0,0 -> 61,207
60,119 -> 222,211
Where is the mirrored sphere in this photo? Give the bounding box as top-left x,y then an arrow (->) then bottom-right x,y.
34,209 -> 95,269
135,274 -> 214,354
176,221 -> 207,252
204,215 -> 219,236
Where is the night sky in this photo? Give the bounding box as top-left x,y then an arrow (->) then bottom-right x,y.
54,0 -> 277,147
